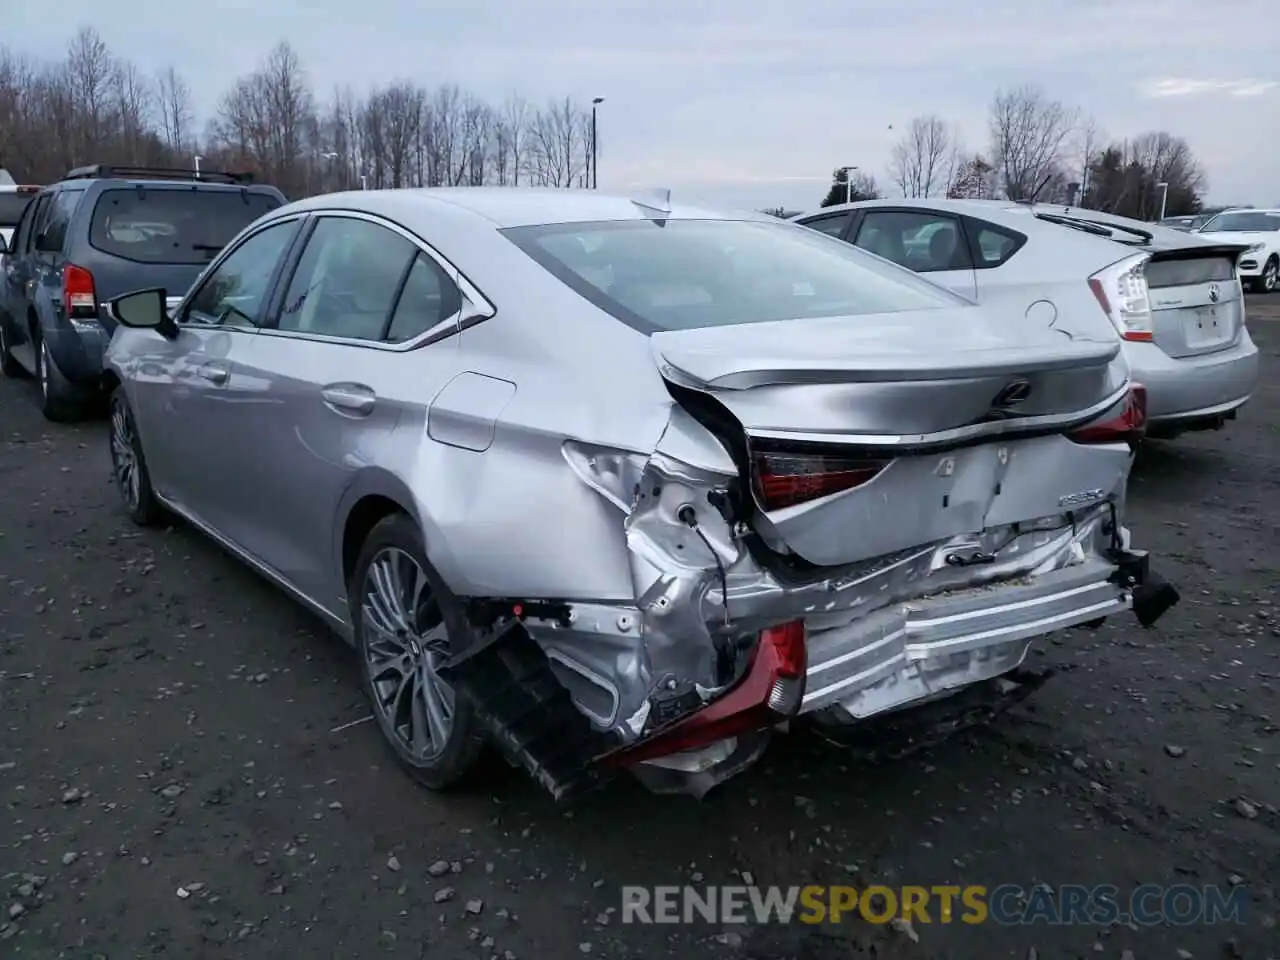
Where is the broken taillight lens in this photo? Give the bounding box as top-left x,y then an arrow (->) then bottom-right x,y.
1068,384 -> 1147,445
600,619 -> 807,767
751,444 -> 890,511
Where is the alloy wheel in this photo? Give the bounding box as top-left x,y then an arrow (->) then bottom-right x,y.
1264,261 -> 1278,293
109,401 -> 141,509
361,547 -> 456,761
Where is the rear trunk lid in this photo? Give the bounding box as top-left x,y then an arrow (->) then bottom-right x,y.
652,303 -> 1135,569
1144,244 -> 1248,359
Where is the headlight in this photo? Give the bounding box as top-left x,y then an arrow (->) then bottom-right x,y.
1244,243 -> 1264,254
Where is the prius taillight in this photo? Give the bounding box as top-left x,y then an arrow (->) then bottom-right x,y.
62,264 -> 98,319
1067,384 -> 1147,446
751,444 -> 890,511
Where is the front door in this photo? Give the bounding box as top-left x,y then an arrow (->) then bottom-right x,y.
2,192 -> 49,355
129,217 -> 303,541
850,209 -> 978,300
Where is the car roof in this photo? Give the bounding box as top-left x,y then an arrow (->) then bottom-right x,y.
283,187 -> 773,229
797,197 -> 1230,253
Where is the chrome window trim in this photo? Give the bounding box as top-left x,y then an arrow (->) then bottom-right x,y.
174,211 -> 311,335
252,208 -> 496,352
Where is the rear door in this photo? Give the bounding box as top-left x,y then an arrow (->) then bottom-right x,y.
849,209 -> 978,299
227,212 -> 468,607
1144,248 -> 1245,358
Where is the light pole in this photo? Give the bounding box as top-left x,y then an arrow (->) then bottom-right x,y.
1156,181 -> 1169,220
842,165 -> 859,204
360,174 -> 368,191
591,97 -> 604,189
320,151 -> 337,193
193,155 -> 202,178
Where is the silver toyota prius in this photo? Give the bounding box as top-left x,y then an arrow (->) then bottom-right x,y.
793,199 -> 1259,440
100,188 -> 1178,800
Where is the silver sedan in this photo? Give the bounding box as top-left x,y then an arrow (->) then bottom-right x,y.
101,188 -> 1177,800
794,199 -> 1260,440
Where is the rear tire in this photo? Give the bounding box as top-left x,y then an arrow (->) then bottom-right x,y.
0,317 -> 28,378
108,386 -> 164,526
35,335 -> 84,422
350,513 -> 486,790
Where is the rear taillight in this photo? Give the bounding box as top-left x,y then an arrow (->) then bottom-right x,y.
1068,384 -> 1147,445
63,264 -> 97,319
752,445 -> 889,511
600,619 -> 807,767
1089,253 -> 1153,342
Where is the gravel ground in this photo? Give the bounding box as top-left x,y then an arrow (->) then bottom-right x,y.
2,300 -> 1278,960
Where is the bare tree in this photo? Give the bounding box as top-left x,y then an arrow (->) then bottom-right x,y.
1072,115 -> 1105,206
987,85 -> 1078,200
155,65 -> 192,154
888,115 -> 952,198
65,27 -> 115,159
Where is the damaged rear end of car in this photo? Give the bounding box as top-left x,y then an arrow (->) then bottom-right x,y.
438,214 -> 1179,800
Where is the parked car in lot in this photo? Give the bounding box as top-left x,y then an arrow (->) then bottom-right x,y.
0,164 -> 286,420
100,187 -> 1177,800
793,199 -> 1259,439
1196,208 -> 1280,293
0,180 -> 40,249
1158,214 -> 1210,233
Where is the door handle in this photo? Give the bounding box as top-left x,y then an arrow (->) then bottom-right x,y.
197,363 -> 228,385
321,383 -> 376,416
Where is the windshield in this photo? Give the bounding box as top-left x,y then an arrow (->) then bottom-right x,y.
503,219 -> 963,333
89,187 -> 281,264
0,192 -> 33,227
1200,211 -> 1280,233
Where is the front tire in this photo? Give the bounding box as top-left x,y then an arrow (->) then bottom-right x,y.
350,513 -> 486,790
108,386 -> 163,526
1257,257 -> 1278,294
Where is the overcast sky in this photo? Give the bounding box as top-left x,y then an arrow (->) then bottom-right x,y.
13,0 -> 1279,211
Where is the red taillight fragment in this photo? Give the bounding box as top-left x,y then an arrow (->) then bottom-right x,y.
752,446 -> 889,510
1068,384 -> 1147,445
63,264 -> 97,319
599,619 -> 807,767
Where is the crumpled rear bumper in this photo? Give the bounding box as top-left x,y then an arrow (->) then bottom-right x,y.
802,558 -> 1126,719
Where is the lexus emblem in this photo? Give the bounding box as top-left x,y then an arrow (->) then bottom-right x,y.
1208,283 -> 1220,303
992,378 -> 1033,407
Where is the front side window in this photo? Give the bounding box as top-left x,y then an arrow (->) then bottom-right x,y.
183,220 -> 300,327
89,187 -> 281,264
9,192 -> 47,254
854,211 -> 972,273
276,217 -> 420,341
504,218 -> 962,334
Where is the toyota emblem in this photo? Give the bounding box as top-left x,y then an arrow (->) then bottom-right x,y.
1208,283 -> 1220,303
992,379 -> 1033,407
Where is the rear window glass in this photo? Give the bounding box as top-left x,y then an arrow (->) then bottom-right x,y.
0,192 -> 33,226
89,188 -> 281,264
503,219 -> 962,334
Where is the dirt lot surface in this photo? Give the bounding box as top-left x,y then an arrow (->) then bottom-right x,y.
2,299 -> 1278,960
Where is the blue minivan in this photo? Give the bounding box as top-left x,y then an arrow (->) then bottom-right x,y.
0,164 -> 286,420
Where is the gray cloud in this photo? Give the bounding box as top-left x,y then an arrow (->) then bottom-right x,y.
11,0 -> 1278,206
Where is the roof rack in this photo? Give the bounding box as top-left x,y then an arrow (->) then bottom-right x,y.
62,164 -> 255,186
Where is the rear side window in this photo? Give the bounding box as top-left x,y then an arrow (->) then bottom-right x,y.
38,190 -> 85,251
89,187 -> 281,264
968,221 -> 1026,268
0,192 -> 33,227
504,218 -> 962,334
853,211 -> 972,273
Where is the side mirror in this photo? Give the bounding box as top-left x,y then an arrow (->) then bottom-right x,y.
0,233 -> 9,256
34,230 -> 59,253
109,288 -> 178,339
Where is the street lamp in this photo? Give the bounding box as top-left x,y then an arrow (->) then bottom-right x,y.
360,174 -> 368,191
320,151 -> 338,193
591,97 -> 604,189
1156,181 -> 1169,220
842,165 -> 860,204
193,155 -> 202,178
